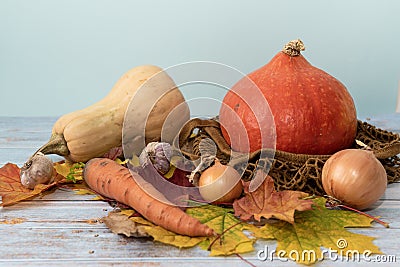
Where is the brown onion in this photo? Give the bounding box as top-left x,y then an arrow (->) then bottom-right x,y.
322,149 -> 387,210
198,160 -> 243,204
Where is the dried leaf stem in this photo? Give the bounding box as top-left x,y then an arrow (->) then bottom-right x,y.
325,195 -> 389,228
207,221 -> 242,250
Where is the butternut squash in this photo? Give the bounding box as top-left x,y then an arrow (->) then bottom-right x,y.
35,65 -> 190,162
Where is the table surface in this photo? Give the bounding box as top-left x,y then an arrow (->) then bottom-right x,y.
0,114 -> 399,267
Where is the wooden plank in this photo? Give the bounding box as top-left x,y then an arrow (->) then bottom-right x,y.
0,147 -> 39,165
3,196 -> 399,229
2,188 -> 399,228
0,149 -> 64,166
1,224 -> 394,266
1,187 -> 398,265
361,200 -> 400,228
0,225 -> 398,266
0,116 -> 55,165
0,117 -> 54,152
1,200 -> 110,228
0,116 -> 57,130
382,182 -> 400,200
0,133 -> 50,149
18,187 -> 104,201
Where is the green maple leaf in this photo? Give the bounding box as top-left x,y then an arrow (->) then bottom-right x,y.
250,197 -> 382,265
187,204 -> 255,256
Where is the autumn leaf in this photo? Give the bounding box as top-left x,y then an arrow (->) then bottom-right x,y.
0,163 -> 60,206
102,146 -> 123,160
103,209 -> 205,248
251,197 -> 382,265
53,161 -> 72,178
101,198 -> 383,263
102,205 -> 254,255
70,186 -> 104,200
144,225 -> 206,249
102,210 -> 150,237
233,174 -> 313,224
54,161 -> 84,183
54,161 -> 110,200
163,165 -> 176,179
164,168 -> 195,188
187,204 -> 255,256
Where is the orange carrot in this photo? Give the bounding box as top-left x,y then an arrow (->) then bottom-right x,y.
83,158 -> 215,237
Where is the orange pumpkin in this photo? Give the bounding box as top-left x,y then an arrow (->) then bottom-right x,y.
219,39 -> 357,155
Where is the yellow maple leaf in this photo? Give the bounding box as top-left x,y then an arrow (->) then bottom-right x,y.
187,204 -> 255,256
144,226 -> 205,248
54,161 -> 84,183
253,197 -> 382,265
53,161 -> 72,178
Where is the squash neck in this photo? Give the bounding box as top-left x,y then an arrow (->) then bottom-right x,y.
34,133 -> 70,158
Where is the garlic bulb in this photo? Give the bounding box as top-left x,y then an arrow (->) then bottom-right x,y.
20,152 -> 54,189
139,142 -> 172,175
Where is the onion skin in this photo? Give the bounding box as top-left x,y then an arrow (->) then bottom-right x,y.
322,149 -> 387,210
198,161 -> 243,204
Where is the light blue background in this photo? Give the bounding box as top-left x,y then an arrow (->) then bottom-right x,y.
0,0 -> 399,117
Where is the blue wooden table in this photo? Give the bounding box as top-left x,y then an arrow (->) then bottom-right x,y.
0,115 -> 399,266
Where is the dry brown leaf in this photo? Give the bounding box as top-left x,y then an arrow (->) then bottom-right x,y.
103,209 -> 206,249
102,146 -> 123,160
102,210 -> 150,237
233,172 -> 313,224
0,163 -> 64,206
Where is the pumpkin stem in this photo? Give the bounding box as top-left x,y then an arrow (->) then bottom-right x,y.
33,133 -> 70,158
282,39 -> 305,56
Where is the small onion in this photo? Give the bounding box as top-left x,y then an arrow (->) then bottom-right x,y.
322,149 -> 387,210
198,160 -> 243,204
